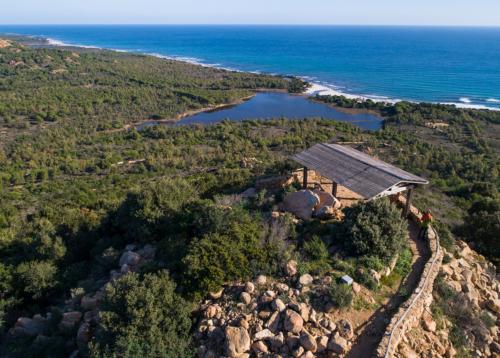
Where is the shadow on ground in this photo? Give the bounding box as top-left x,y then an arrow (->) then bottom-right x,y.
347,220 -> 431,358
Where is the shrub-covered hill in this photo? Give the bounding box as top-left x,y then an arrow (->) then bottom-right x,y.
0,39 -> 293,132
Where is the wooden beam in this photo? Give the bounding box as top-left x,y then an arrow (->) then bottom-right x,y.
332,182 -> 338,197
403,187 -> 414,218
303,167 -> 308,189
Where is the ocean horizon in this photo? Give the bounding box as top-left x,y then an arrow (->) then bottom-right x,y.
1,24 -> 500,110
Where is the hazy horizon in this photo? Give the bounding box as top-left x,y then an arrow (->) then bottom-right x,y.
2,24 -> 500,28
1,0 -> 500,27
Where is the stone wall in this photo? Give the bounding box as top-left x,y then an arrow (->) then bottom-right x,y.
375,198 -> 443,358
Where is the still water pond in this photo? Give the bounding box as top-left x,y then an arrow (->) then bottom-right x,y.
139,92 -> 382,130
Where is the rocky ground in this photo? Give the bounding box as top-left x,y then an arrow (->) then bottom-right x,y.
396,241 -> 500,358
5,230 -> 499,358
5,244 -> 156,356
195,269 -> 358,358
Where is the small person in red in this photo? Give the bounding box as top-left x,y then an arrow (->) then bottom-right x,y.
419,209 -> 433,240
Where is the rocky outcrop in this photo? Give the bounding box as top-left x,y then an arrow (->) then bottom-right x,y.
195,274 -> 360,358
283,190 -> 321,220
225,326 -> 251,357
10,315 -> 48,337
0,39 -> 12,48
6,243 -> 157,355
283,189 -> 343,221
397,241 -> 500,358
378,194 -> 499,358
59,311 -> 83,333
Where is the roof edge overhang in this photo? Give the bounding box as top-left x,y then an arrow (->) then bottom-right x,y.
368,180 -> 429,200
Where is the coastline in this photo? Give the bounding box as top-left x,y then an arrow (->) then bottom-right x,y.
303,83 -> 500,111
2,32 -> 500,112
304,83 -> 397,104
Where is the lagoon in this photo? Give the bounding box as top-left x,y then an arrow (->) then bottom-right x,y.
138,92 -> 383,131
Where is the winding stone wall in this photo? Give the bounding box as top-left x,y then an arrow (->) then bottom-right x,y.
375,199 -> 443,358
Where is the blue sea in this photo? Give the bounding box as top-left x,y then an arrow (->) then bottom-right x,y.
1,25 -> 500,110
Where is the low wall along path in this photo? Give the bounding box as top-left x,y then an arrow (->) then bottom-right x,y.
376,200 -> 443,358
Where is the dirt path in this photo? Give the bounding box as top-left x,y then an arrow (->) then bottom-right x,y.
346,220 -> 431,358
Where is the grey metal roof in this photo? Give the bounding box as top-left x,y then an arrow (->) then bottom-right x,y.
292,143 -> 428,199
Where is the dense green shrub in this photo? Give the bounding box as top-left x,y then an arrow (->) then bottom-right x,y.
461,197 -> 500,265
90,271 -> 193,358
114,177 -> 198,242
14,260 -> 57,300
303,235 -> 329,261
329,282 -> 353,309
181,206 -> 268,294
340,198 -> 408,264
0,263 -> 14,329
299,235 -> 331,275
183,232 -> 253,293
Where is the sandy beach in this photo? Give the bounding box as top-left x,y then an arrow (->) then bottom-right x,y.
304,83 -> 398,104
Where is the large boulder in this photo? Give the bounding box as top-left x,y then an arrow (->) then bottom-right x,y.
224,326 -> 251,357
252,340 -> 268,353
328,334 -> 348,354
244,282 -> 255,294
254,329 -> 274,340
256,275 -> 267,286
80,295 -> 98,311
316,336 -> 329,353
337,319 -> 354,339
272,298 -> 286,312
240,292 -> 252,305
136,244 -> 156,260
204,304 -> 222,319
10,317 -> 47,337
486,299 -> 500,314
209,288 -> 224,300
313,189 -> 340,211
299,274 -> 314,286
77,322 -> 91,346
284,309 -> 304,333
285,260 -> 298,276
59,311 -> 83,333
266,311 -> 280,332
283,190 -> 320,220
422,311 -> 436,332
300,331 -> 317,352
119,251 -> 141,267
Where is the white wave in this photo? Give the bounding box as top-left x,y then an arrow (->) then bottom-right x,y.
304,83 -> 400,104
46,37 -> 101,49
442,102 -> 500,111
459,97 -> 472,103
486,98 -> 500,103
46,38 -> 66,46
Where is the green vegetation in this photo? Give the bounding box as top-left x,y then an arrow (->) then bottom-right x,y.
90,271 -> 193,357
0,40 -> 499,355
315,95 -> 500,265
460,197 -> 500,266
328,282 -> 354,309
339,199 -> 408,264
0,41 -> 291,132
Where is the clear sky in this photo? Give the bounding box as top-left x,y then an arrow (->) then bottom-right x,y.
1,0 -> 499,27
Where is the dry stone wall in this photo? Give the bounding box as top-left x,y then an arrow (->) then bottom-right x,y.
376,199 -> 443,358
